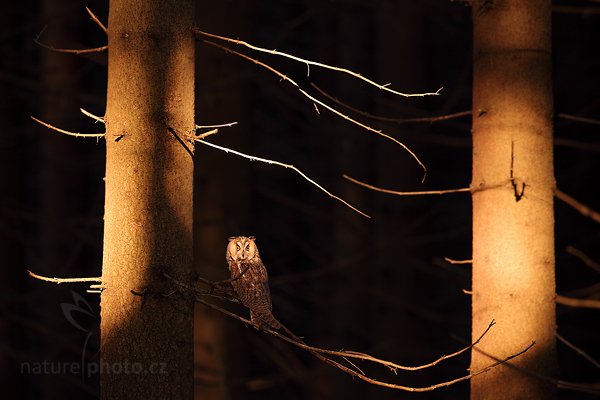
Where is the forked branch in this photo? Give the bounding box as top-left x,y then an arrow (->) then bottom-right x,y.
344,174 -> 470,196
198,39 -> 427,178
31,116 -> 105,138
312,83 -> 470,124
164,272 -> 533,392
192,29 -> 441,98
34,26 -> 107,55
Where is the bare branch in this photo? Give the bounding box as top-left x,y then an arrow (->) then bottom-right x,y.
195,128 -> 219,140
193,29 -> 441,98
164,272 -> 531,392
196,298 -> 530,392
556,295 -> 600,310
555,138 -> 600,152
199,39 -> 426,177
344,175 -> 470,196
28,270 -> 102,284
469,339 -> 600,395
556,332 -> 600,369
444,258 -> 473,265
34,27 -> 107,55
312,83 -> 470,124
273,319 -> 496,373
80,108 -> 104,123
193,123 -> 237,140
558,113 -> 600,126
195,138 -> 370,218
555,189 -> 600,224
85,7 -> 108,34
557,381 -> 600,396
196,122 -> 238,129
565,246 -> 600,274
31,116 -> 105,138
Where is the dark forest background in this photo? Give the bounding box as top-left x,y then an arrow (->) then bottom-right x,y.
1,0 -> 598,399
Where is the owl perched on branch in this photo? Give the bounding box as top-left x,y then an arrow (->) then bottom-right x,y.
226,236 -> 281,329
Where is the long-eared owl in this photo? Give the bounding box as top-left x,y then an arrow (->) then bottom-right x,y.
226,236 -> 281,329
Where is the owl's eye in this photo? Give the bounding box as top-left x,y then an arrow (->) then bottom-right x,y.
236,244 -> 240,251
245,244 -> 250,251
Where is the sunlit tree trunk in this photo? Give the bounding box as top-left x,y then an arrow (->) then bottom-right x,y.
471,1 -> 556,398
101,0 -> 195,398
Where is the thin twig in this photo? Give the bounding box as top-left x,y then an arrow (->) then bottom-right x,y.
196,122 -> 238,129
468,339 -> 600,395
195,138 -> 370,218
34,27 -> 107,55
200,39 -> 426,177
558,113 -> 600,126
193,29 -> 441,98
556,332 -> 600,369
85,7 -> 108,34
565,246 -> 600,274
556,295 -> 600,310
344,175 -> 470,196
195,128 -> 219,140
312,83 -> 469,124
444,258 -> 473,265
28,270 -> 102,284
555,189 -> 600,224
80,108 -> 104,123
297,318 -> 496,372
31,116 -> 105,138
555,138 -> 600,152
166,126 -> 194,158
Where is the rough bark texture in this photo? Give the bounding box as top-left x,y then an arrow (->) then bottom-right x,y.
471,1 -> 557,398
101,0 -> 195,398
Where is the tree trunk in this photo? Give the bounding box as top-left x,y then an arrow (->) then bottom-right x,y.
101,0 -> 195,398
471,1 -> 556,398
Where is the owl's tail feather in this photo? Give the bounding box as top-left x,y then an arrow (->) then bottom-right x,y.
251,311 -> 281,330
251,311 -> 309,354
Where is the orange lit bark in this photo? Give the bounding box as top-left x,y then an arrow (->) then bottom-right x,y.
471,1 -> 556,398
101,0 -> 195,398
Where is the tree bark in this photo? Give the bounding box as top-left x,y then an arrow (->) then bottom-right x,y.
101,0 -> 195,398
471,1 -> 557,398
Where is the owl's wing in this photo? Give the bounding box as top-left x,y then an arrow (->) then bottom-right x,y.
251,259 -> 269,283
249,260 -> 271,301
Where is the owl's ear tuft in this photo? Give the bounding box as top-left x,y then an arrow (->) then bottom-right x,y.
248,236 -> 256,241
228,236 -> 236,241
